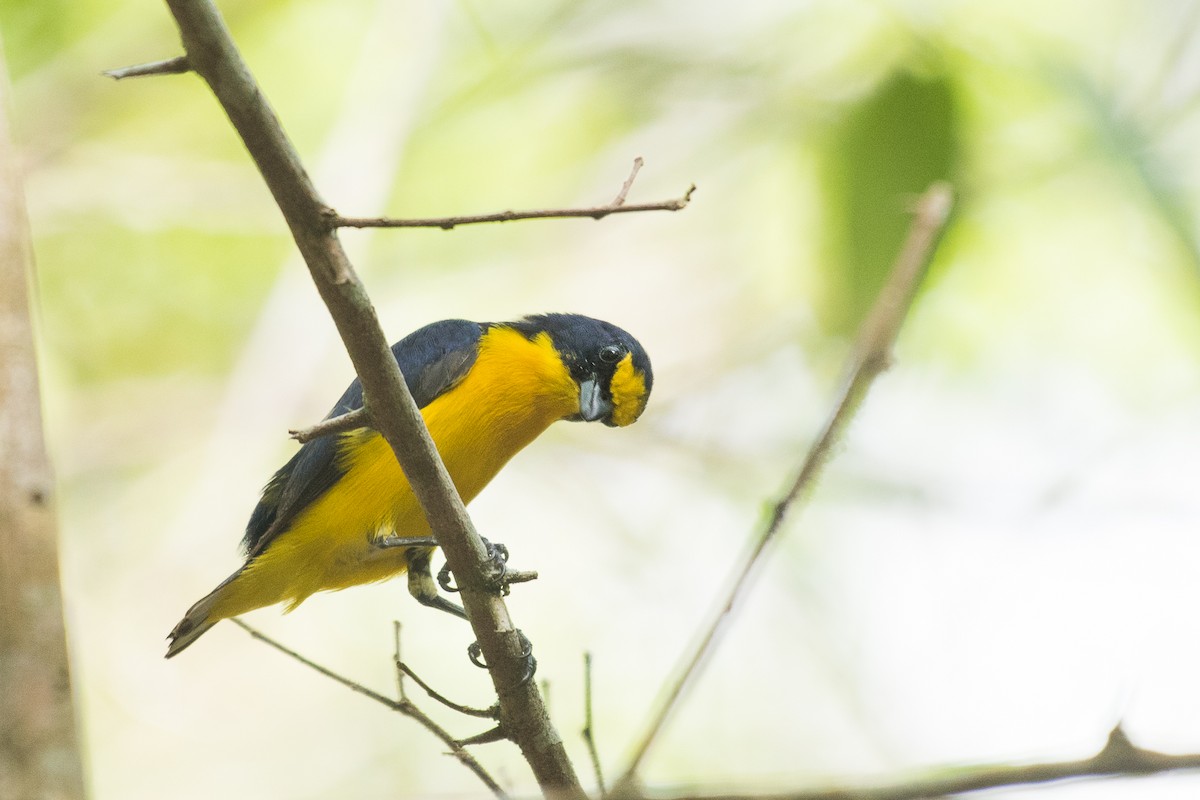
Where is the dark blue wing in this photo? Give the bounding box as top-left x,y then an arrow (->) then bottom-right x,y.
241,319 -> 483,556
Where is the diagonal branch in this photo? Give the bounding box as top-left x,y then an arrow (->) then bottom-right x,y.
159,1 -> 584,796
613,183 -> 954,793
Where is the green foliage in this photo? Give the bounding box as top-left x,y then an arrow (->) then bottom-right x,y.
819,68 -> 960,334
35,223 -> 285,383
0,0 -> 99,76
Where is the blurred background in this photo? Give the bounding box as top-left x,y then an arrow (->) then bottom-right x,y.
5,0 -> 1200,797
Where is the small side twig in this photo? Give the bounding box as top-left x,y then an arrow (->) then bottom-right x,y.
289,406 -> 372,442
333,158 -> 694,230
613,183 -> 954,793
503,569 -> 539,586
395,660 -> 497,720
610,157 -> 644,206
103,56 -> 191,80
582,652 -> 606,797
232,618 -> 508,800
458,727 -> 509,747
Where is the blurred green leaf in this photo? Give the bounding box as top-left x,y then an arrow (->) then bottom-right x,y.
35,223 -> 286,384
819,68 -> 960,334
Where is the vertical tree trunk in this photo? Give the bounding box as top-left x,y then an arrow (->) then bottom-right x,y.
0,44 -> 88,800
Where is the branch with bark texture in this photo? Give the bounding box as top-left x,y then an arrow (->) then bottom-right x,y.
159,1 -> 586,796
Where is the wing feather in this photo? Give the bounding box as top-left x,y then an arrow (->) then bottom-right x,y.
241,319 -> 483,556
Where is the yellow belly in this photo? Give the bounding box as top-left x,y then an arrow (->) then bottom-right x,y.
208,327 -> 577,620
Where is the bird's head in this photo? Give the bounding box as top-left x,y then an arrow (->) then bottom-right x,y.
510,313 -> 653,427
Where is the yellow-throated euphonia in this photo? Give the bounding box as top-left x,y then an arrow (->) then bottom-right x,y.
166,313 -> 653,657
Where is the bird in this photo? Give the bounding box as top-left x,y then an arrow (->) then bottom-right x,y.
166,313 -> 653,657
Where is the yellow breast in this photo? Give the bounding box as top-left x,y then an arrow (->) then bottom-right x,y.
423,327 -> 578,497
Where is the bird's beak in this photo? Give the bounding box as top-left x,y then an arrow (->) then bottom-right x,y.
577,377 -> 613,423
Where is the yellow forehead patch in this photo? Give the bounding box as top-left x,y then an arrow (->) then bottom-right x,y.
609,353 -> 648,427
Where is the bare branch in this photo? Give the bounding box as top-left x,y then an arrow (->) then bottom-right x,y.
232,619 -> 509,799
627,725 -> 1200,800
103,55 -> 191,80
333,181 -> 695,230
613,183 -> 954,791
160,1 -> 584,795
289,405 -> 372,442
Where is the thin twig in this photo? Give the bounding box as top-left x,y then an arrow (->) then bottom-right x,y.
582,652 -> 606,797
613,183 -> 954,792
611,157 -> 644,206
395,660 -> 498,719
289,405 -> 371,442
333,184 -> 695,230
633,725 -> 1200,800
103,55 -> 191,80
231,619 -> 509,799
231,618 -> 396,707
393,622 -> 407,702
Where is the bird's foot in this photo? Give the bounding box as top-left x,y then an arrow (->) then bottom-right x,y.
438,537 -> 512,596
467,629 -> 537,689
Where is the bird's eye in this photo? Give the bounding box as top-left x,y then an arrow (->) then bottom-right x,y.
598,344 -> 624,364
